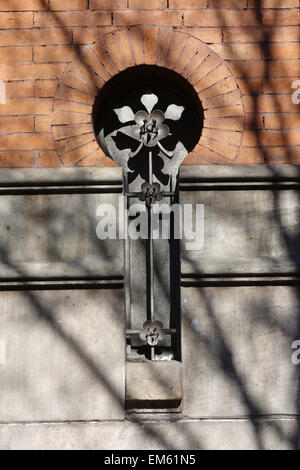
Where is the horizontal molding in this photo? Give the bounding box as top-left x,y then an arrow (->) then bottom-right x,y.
0,165 -> 298,193
0,279 -> 124,291
181,275 -> 300,287
0,167 -> 122,189
180,164 -> 300,184
2,273 -> 300,290
180,181 -> 300,191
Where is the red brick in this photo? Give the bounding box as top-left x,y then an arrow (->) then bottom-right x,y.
62,72 -> 98,96
0,117 -> 34,133
204,116 -> 244,131
0,134 -> 54,151
56,85 -> 94,106
35,11 -> 111,27
189,53 -> 222,86
211,44 -> 262,60
223,26 -> 300,43
227,61 -> 266,78
83,154 -> 119,167
165,33 -> 188,70
50,0 -> 87,9
68,57 -> 104,89
143,27 -> 159,65
267,26 -> 300,42
53,124 -> 93,140
156,28 -> 173,67
35,80 -> 58,97
223,27 -> 263,43
263,10 -> 300,25
264,113 -> 300,129
237,78 -> 262,95
181,43 -> 210,78
209,0 -> 247,7
113,11 -> 182,26
129,27 -> 145,65
0,47 -> 32,64
181,151 -> 207,165
264,147 -> 300,163
0,29 -> 72,47
204,104 -> 244,118
174,36 -> 205,74
236,147 -> 265,163
229,60 -> 300,79
237,147 -> 300,164
100,34 -> 127,71
34,45 -> 77,63
202,128 -> 242,146
114,29 -> 135,68
92,42 -> 119,76
268,60 -> 300,77
263,78 -> 297,94
0,64 -> 65,81
202,89 -> 242,109
0,0 -> 48,10
0,98 -> 53,116
249,0 -> 298,7
82,45 -> 112,80
182,27 -> 222,43
5,81 -> 35,98
62,140 -> 99,166
54,99 -> 92,114
244,113 -> 264,129
243,130 -> 300,147
129,0 -> 167,8
193,144 -> 233,164
263,43 -> 300,60
36,151 -> 62,167
0,13 -> 33,28
56,133 -> 95,155
73,27 -> 116,44
53,111 -> 92,125
199,135 -> 238,160
184,10 -> 260,27
198,76 -> 237,100
170,0 -> 207,7
35,116 -> 52,132
90,0 -> 126,8
243,95 -> 298,113
0,152 -> 36,167
79,47 -> 110,82
76,149 -> 107,167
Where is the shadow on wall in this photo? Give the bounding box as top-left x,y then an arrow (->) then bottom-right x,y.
0,0 -> 300,449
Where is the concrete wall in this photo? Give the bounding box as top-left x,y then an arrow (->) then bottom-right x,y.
0,165 -> 300,449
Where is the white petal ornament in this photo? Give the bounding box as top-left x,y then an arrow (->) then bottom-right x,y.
164,104 -> 185,121
114,106 -> 135,123
141,93 -> 158,113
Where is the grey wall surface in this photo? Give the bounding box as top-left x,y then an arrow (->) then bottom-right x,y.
1,165 -> 300,449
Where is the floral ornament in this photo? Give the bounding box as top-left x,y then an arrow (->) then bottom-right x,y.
139,320 -> 166,346
98,93 -> 189,178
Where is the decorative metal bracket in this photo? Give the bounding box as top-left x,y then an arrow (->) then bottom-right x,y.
96,87 -> 196,362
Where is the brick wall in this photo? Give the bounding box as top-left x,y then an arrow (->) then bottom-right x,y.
0,0 -> 299,167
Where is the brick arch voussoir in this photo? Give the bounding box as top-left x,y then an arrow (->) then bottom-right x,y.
52,26 -> 244,167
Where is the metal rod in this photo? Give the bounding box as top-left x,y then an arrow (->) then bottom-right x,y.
125,191 -> 175,198
126,329 -> 176,335
149,152 -> 154,324
149,150 -> 153,185
151,346 -> 155,361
